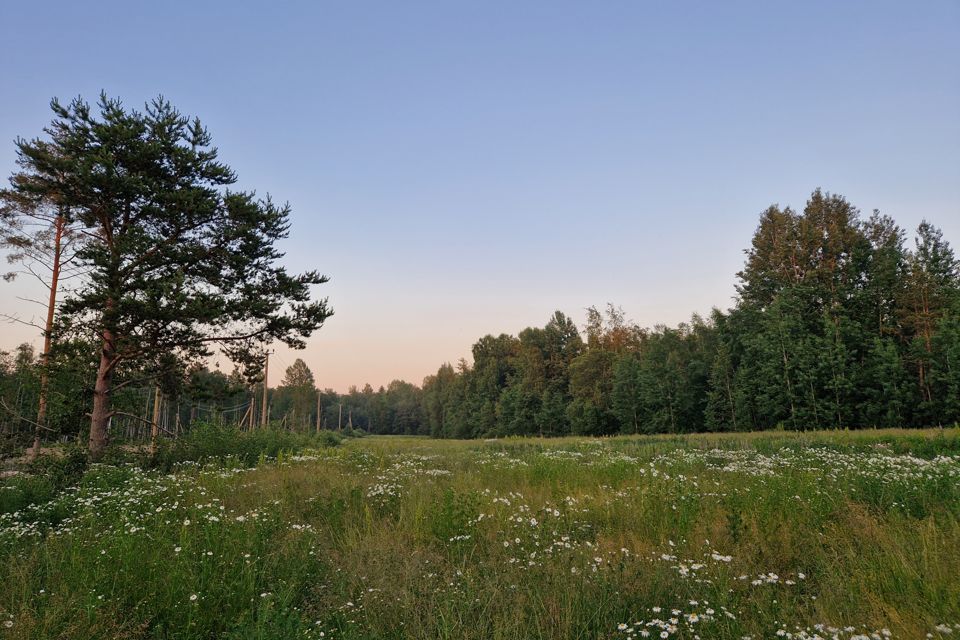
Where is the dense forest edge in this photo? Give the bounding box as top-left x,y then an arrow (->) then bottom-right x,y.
2,185 -> 959,452
335,188 -> 960,437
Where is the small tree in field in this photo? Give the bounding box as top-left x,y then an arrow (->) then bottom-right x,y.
6,94 -> 332,459
278,358 -> 317,428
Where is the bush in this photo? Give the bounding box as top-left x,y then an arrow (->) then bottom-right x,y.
0,446 -> 89,516
145,422 -> 342,471
0,424 -> 343,514
0,473 -> 56,515
0,432 -> 30,459
27,444 -> 90,488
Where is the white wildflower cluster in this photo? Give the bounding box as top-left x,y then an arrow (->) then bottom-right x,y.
354,453 -> 457,507
615,602 -> 727,638
365,480 -> 403,506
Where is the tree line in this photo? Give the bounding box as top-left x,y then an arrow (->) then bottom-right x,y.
2,97 -> 957,445
6,189 -> 956,442
343,190 -> 960,437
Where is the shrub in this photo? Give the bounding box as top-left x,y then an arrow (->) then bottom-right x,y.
27,444 -> 89,488
146,422 -> 342,471
0,473 -> 56,515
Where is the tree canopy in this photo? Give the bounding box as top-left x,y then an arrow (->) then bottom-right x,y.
3,94 -> 332,457
346,189 -> 959,438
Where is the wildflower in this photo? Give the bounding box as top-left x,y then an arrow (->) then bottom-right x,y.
190,594 -> 198,601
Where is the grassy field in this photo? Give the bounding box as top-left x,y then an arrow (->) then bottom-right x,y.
1,429 -> 959,639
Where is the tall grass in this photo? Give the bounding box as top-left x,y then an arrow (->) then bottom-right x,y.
0,428 -> 958,639
0,424 -> 344,518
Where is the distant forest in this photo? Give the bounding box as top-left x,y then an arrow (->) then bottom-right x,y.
1,189 -> 958,441
345,188 -> 960,436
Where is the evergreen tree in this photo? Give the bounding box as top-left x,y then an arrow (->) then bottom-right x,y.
899,222 -> 960,419
6,95 -> 332,458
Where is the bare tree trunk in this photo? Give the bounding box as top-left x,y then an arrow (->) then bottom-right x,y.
260,351 -> 269,428
29,215 -> 66,461
150,386 -> 161,452
724,372 -> 737,431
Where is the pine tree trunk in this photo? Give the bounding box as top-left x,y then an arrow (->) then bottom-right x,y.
29,215 -> 66,461
89,327 -> 116,461
150,386 -> 161,452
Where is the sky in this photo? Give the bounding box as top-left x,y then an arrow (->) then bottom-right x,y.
0,1 -> 958,392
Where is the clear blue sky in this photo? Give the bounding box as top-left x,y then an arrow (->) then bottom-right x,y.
1,1 -> 958,391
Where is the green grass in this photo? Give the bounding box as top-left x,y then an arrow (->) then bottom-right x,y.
1,428 -> 958,639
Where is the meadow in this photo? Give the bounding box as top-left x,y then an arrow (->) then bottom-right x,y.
1,428 -> 959,639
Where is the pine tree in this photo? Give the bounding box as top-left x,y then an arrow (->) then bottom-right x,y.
281,358 -> 316,389
6,95 -> 332,458
899,222 -> 960,419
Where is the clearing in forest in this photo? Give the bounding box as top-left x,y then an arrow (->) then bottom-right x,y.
1,428 -> 959,639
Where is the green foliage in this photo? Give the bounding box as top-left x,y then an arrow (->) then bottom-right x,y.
147,422 -> 342,470
0,431 -> 957,638
3,94 -> 332,458
27,444 -> 89,489
0,426 -> 342,520
411,190 -> 960,439
0,474 -> 56,516
3,168 -> 959,453
427,488 -> 480,547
